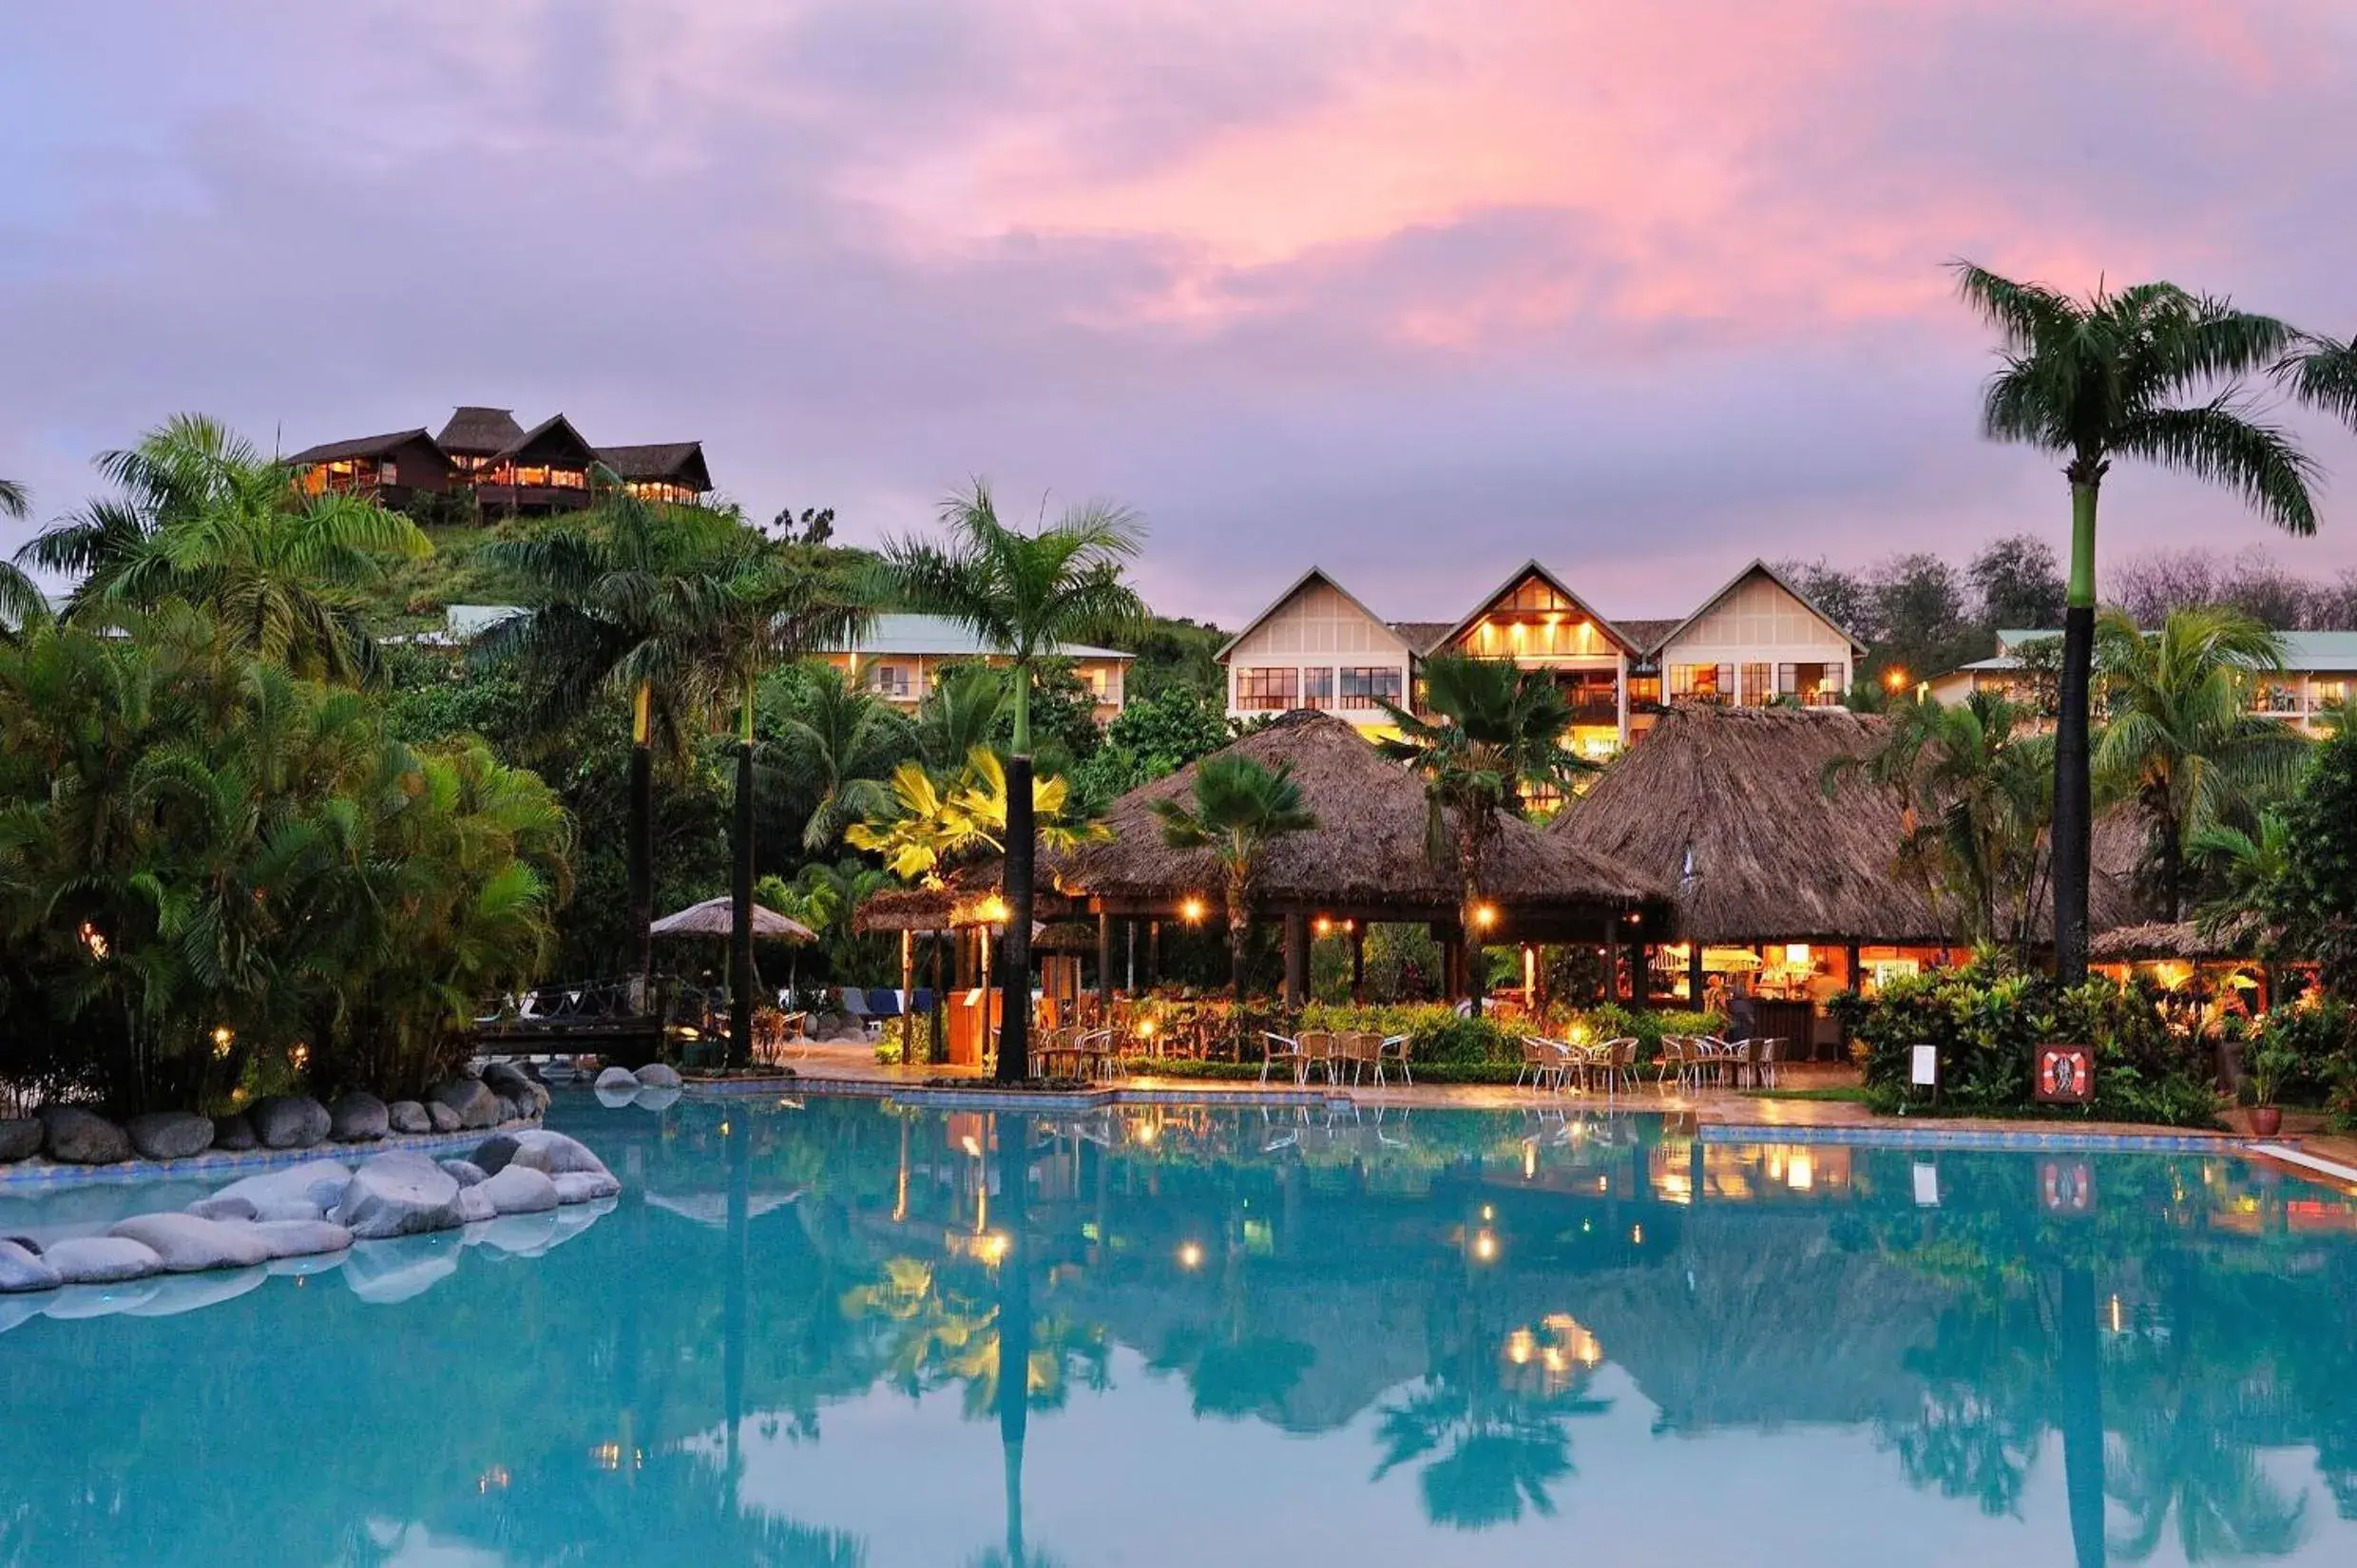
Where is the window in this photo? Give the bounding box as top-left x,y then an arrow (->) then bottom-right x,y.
1740,662 -> 1774,707
1236,667 -> 1299,711
1302,667 -> 1335,710
1337,666 -> 1404,709
1626,672 -> 1662,710
868,664 -> 910,700
1778,661 -> 1844,707
378,459 -> 398,488
2315,680 -> 2348,712
1670,664 -> 1734,705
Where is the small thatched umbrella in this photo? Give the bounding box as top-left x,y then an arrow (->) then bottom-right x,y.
650,896 -> 818,943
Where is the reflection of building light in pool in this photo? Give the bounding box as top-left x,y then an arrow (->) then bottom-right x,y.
1787,1152 -> 1814,1192
978,1233 -> 1008,1265
961,1135 -> 982,1158
1134,1120 -> 1159,1146
1630,1224 -> 1643,1246
717,1121 -> 730,1137
2108,1294 -> 2125,1333
1178,1241 -> 1203,1270
1542,1347 -> 1566,1373
1505,1328 -> 1535,1365
593,1443 -> 623,1471
478,1466 -> 510,1494
1472,1230 -> 1499,1263
1523,1140 -> 1538,1179
1481,1204 -> 1493,1222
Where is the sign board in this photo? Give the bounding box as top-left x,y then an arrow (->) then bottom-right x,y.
2034,1043 -> 2095,1105
1909,1044 -> 1939,1088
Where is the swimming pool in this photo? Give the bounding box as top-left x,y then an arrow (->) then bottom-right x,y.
4,1094 -> 2354,1566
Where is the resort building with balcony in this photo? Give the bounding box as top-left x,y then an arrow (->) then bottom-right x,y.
1929,627 -> 2357,732
1218,558 -> 1866,754
287,406 -> 715,516
817,613 -> 1135,724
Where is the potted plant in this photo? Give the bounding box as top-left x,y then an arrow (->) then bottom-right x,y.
2242,1041 -> 2298,1138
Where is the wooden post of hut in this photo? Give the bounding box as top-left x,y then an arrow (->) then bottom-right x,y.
1630,930 -> 1651,1009
1604,917 -> 1622,1004
1283,911 -> 1310,1011
1096,910 -> 1114,1017
1350,922 -> 1367,1004
1147,920 -> 1161,987
900,929 -> 916,1064
929,934 -> 947,1065
1688,941 -> 1703,1009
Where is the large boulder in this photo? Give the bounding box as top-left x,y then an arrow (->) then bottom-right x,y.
470,1134 -> 520,1176
425,1100 -> 462,1134
328,1093 -> 390,1143
107,1213 -> 273,1272
210,1158 -> 352,1216
239,1219 -> 353,1260
125,1111 -> 215,1162
0,1119 -> 41,1163
186,1194 -> 259,1223
594,1065 -> 640,1096
492,1095 -> 520,1125
40,1106 -> 130,1165
429,1078 -> 500,1131
478,1162 -> 560,1215
386,1100 -> 431,1136
438,1158 -> 488,1188
250,1096 -> 332,1151
552,1170 -> 623,1204
635,1062 -> 682,1089
0,1238 -> 60,1293
481,1061 -> 534,1100
210,1111 -> 258,1151
456,1184 -> 496,1225
505,1128 -> 614,1179
333,1151 -> 465,1240
42,1236 -> 162,1285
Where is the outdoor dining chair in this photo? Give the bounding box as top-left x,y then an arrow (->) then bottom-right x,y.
1374,1033 -> 1413,1085
1296,1030 -> 1339,1085
1258,1030 -> 1305,1085
1517,1036 -> 1571,1093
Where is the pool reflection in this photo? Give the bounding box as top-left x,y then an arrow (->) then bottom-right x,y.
3,1097 -> 2355,1566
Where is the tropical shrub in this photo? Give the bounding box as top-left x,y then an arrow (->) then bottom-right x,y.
0,608 -> 571,1111
1837,952 -> 2215,1124
2245,998 -> 2357,1118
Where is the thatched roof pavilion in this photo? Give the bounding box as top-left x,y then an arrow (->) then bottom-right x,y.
1553,706 -> 2143,947
1052,710 -> 1673,941
2090,920 -> 2258,964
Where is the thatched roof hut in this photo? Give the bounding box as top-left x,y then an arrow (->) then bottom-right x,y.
1053,710 -> 1673,939
2090,920 -> 2258,964
1554,706 -> 2143,947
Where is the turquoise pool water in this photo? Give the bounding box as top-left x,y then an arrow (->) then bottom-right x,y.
5,1095 -> 2356,1567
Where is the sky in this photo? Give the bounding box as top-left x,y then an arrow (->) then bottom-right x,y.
6,1 -> 2357,625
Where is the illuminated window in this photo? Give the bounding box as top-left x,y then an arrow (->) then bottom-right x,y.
869,664 -> 911,699
1778,661 -> 1843,707
1740,662 -> 1774,706
1236,667 -> 1298,711
1670,664 -> 1733,705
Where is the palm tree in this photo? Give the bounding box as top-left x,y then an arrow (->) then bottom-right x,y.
0,477 -> 48,637
775,672 -> 910,853
702,556 -> 872,1068
1149,755 -> 1318,1037
2092,607 -> 2309,923
20,414 -> 430,681
1952,266 -> 2320,982
1377,654 -> 1591,1014
869,482 -> 1148,1081
2277,330 -> 2357,430
475,470 -> 744,993
915,663 -> 1010,771
1830,689 -> 2055,950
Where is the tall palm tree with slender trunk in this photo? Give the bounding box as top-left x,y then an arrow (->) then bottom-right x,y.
699,553 -> 870,1069
2093,606 -> 2309,923
1378,654 -> 1591,1015
474,470 -> 744,996
1149,755 -> 1318,1043
1953,266 -> 2319,982
774,671 -> 910,853
870,482 -> 1147,1081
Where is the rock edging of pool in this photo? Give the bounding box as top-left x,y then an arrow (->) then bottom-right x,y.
0,1061 -> 562,1181
0,1129 -> 621,1299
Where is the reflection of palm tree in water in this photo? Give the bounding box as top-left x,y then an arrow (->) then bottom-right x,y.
1370,1279 -> 1610,1530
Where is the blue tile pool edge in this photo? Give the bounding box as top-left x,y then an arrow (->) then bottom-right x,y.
0,1125 -> 518,1190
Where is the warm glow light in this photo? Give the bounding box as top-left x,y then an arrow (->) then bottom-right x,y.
1884,667 -> 1908,691
1314,916 -> 1332,936
1523,1140 -> 1538,1179
1630,1223 -> 1644,1245
593,1443 -> 623,1472
1473,904 -> 1499,930
1784,943 -> 1811,966
2108,1294 -> 2125,1333
477,1466 -> 510,1494
979,1232 -> 1009,1265
961,1134 -> 983,1158
288,1043 -> 310,1072
1472,1230 -> 1499,1262
1134,1120 -> 1159,1145
1787,1152 -> 1814,1192
979,896 -> 1011,925
1139,1018 -> 1155,1037
1505,1328 -> 1535,1365
1178,1241 -> 1204,1270
1180,896 -> 1207,924
211,1024 -> 234,1060
78,922 -> 108,959
718,1120 -> 730,1137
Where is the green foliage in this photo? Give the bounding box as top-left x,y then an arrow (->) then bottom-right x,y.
2246,998 -> 2357,1115
1116,615 -> 1229,700
2266,725 -> 2357,989
1071,684 -> 1235,810
0,608 -> 570,1109
1838,952 -> 2216,1124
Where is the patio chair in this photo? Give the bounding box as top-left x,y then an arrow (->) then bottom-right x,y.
1258,1030 -> 1304,1085
1517,1037 -> 1570,1093
1655,1035 -> 1687,1090
1297,1030 -> 1339,1085
1751,1037 -> 1781,1089
1597,1038 -> 1638,1096
1375,1033 -> 1413,1086
868,988 -> 904,1028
